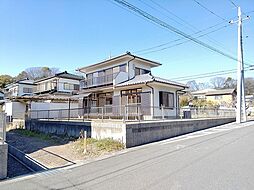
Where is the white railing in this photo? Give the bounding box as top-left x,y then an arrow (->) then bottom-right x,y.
27,106 -> 236,121
81,73 -> 118,88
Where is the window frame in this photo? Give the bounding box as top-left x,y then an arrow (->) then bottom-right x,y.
159,91 -> 174,109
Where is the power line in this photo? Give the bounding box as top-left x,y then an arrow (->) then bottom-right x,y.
193,0 -> 228,22
171,67 -> 252,82
136,23 -> 231,55
228,0 -> 238,8
112,0 -> 240,62
142,0 -> 235,56
134,21 -> 228,54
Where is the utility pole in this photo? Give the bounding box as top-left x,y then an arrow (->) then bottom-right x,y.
231,7 -> 249,123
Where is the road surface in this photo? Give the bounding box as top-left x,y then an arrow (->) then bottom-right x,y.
2,121 -> 254,190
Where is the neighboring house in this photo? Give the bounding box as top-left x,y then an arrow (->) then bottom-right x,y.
4,79 -> 35,98
192,88 -> 236,108
33,71 -> 83,96
76,52 -> 187,119
192,89 -> 216,100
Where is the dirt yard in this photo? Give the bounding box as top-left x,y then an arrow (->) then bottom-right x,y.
7,129 -> 124,169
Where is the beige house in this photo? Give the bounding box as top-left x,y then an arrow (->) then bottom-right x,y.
192,88 -> 236,107
76,52 -> 187,119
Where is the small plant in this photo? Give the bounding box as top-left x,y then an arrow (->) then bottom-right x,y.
72,138 -> 124,156
14,129 -> 52,141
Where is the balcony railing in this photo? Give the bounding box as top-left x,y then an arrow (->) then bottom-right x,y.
81,74 -> 116,88
33,85 -> 56,93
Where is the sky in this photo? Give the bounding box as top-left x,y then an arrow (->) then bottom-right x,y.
0,0 -> 253,84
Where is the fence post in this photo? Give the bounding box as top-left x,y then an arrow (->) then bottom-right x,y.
48,110 -> 50,121
83,130 -> 87,154
102,107 -> 104,121
2,113 -> 6,143
161,105 -> 164,120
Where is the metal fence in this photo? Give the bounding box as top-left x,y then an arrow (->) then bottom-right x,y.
27,105 -> 236,121
0,112 -> 6,144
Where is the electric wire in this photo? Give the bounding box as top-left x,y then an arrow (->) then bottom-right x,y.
112,0 -> 241,63
193,0 -> 228,22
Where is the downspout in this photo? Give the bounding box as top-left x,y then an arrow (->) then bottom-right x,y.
175,87 -> 186,118
126,52 -> 136,80
145,82 -> 154,119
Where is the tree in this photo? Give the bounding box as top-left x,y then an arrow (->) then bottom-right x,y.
16,67 -> 60,80
244,77 -> 254,95
0,75 -> 13,89
210,77 -> 226,89
223,77 -> 236,89
186,80 -> 199,91
15,71 -> 29,81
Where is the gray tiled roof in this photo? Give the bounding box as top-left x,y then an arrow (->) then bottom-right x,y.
205,88 -> 236,96
116,73 -> 187,88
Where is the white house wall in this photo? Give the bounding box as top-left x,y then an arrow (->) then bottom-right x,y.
17,83 -> 34,96
150,83 -> 178,118
58,78 -> 80,92
4,102 -> 26,119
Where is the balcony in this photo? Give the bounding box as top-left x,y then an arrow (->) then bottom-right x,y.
33,84 -> 56,94
81,74 -> 116,89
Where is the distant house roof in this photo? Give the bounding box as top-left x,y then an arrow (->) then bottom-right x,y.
192,89 -> 216,95
5,79 -> 35,89
115,73 -> 187,88
34,71 -> 83,83
205,89 -> 236,96
77,52 -> 161,73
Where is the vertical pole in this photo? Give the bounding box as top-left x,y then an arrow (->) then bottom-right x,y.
236,7 -> 247,123
161,105 -> 164,120
83,130 -> 87,154
68,98 -> 71,121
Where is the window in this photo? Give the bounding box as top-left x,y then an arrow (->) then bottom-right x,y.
214,95 -> 223,100
64,83 -> 75,90
121,89 -> 142,104
159,91 -> 174,108
23,87 -> 32,93
135,67 -> 150,76
74,84 -> 79,90
135,68 -> 141,76
119,64 -> 126,72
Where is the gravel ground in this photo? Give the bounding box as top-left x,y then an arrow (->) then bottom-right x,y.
6,130 -> 84,169
7,154 -> 32,178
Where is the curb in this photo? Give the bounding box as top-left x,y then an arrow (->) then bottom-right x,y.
8,144 -> 48,172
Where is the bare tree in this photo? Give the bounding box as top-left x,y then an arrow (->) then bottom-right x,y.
223,77 -> 236,89
245,77 -> 254,95
210,77 -> 226,89
17,67 -> 60,80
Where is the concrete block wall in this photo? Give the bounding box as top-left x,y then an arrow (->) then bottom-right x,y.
125,118 -> 235,148
91,120 -> 126,144
25,120 -> 91,138
0,143 -> 8,180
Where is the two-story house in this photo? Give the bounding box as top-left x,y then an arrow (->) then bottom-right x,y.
4,79 -> 35,98
33,71 -> 83,96
77,52 -> 187,119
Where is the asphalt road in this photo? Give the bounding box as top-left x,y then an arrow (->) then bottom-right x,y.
2,121 -> 254,190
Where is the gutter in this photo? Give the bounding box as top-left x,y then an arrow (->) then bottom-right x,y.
175,87 -> 187,118
145,82 -> 154,119
127,52 -> 136,80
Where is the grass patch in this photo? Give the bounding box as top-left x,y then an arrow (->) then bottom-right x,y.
13,129 -> 52,141
72,138 -> 125,156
